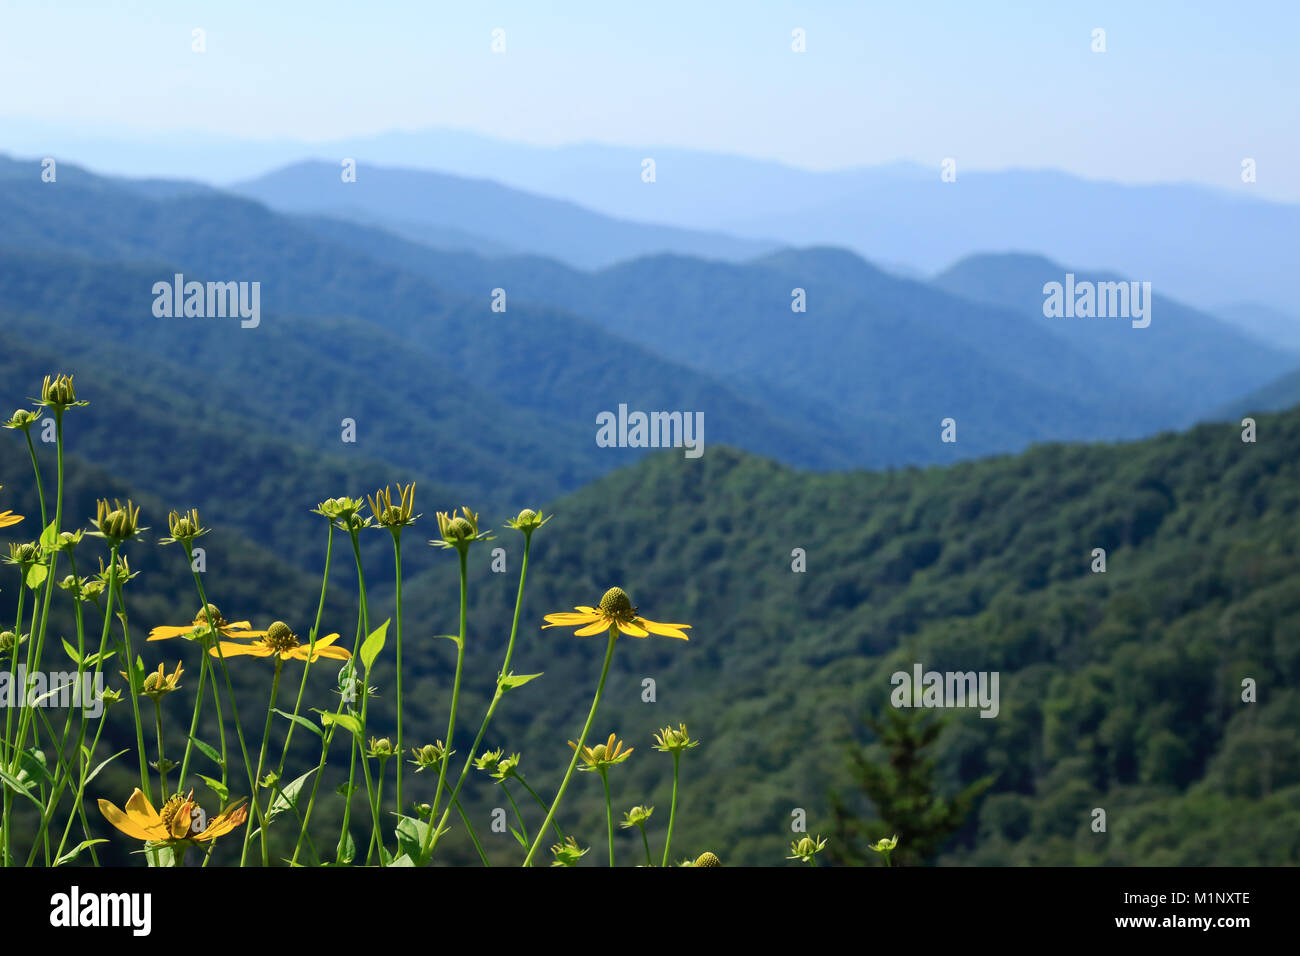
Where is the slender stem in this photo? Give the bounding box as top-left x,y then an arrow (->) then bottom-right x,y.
392,533 -> 404,817
522,628 -> 617,866
110,559 -> 151,798
420,548 -> 468,861
639,823 -> 653,867
292,726 -> 334,866
516,775 -> 564,840
502,782 -> 529,846
240,656 -> 283,867
600,769 -> 614,866
662,752 -> 680,867
176,652 -> 210,789
275,523 -> 333,784
154,699 -> 168,799
427,532 -> 533,856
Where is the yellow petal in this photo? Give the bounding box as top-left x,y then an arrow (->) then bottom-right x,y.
617,620 -> 649,637
209,641 -> 272,658
124,788 -> 161,827
196,803 -> 248,841
148,625 -> 198,642
0,512 -> 23,528
97,799 -> 157,841
640,619 -> 691,640
169,801 -> 194,840
573,620 -> 611,637
542,612 -> 599,627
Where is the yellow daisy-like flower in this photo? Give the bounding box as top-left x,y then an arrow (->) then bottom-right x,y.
542,587 -> 690,640
0,486 -> 22,529
570,733 -> 634,772
208,621 -> 351,663
148,604 -> 266,643
98,788 -> 247,845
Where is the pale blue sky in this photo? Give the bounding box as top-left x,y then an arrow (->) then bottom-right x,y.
1,0 -> 1296,199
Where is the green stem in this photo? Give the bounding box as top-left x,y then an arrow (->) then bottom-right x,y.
275,523 -> 333,784
427,531 -> 533,857
420,548 -> 468,861
600,769 -> 614,866
639,823 -> 653,867
522,628 -> 617,866
292,726 -> 334,866
662,751 -> 680,867
392,533 -> 404,817
502,782 -> 529,847
154,699 -> 168,799
516,775 -> 564,840
239,656 -> 283,867
110,560 -> 151,799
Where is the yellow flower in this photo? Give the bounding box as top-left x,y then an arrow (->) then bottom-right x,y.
569,732 -> 634,772
542,587 -> 690,640
148,604 -> 266,642
134,661 -> 184,701
0,486 -> 23,529
98,788 -> 247,845
208,621 -> 351,663
368,483 -> 419,532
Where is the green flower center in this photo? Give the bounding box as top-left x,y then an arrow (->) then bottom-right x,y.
196,604 -> 227,628
446,516 -> 474,539
695,851 -> 721,867
264,621 -> 298,653
598,587 -> 635,620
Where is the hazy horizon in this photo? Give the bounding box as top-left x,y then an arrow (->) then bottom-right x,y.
2,0 -> 1297,200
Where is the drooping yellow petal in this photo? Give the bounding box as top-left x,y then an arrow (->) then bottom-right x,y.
208,640 -> 273,658
542,611 -> 600,628
617,620 -> 649,637
148,625 -> 199,642
0,511 -> 23,528
291,643 -> 351,662
196,803 -> 248,841
97,798 -> 158,841
573,619 -> 612,637
639,619 -> 691,640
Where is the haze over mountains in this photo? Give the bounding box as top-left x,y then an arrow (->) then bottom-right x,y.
8,123 -> 1297,316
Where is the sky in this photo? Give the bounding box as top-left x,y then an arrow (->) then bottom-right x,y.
0,0 -> 1297,200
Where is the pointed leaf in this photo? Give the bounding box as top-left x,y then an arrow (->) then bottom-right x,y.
273,708 -> 323,739
360,619 -> 390,674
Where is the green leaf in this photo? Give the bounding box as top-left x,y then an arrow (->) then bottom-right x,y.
388,853 -> 415,867
432,634 -> 461,647
0,768 -> 42,807
24,563 -> 47,591
17,748 -> 51,786
319,711 -> 362,739
336,829 -> 356,865
39,520 -> 58,549
266,769 -> 316,824
188,735 -> 223,769
62,639 -> 82,666
197,774 -> 229,804
360,619 -> 390,674
273,708 -> 323,739
499,671 -> 544,691
83,749 -> 127,788
510,826 -> 528,849
55,839 -> 106,867
394,814 -> 431,865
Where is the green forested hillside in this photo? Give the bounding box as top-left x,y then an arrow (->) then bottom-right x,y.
3,390 -> 1298,865
382,409 -> 1300,865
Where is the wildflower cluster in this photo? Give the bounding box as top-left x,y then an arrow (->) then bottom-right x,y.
0,373 -> 847,868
